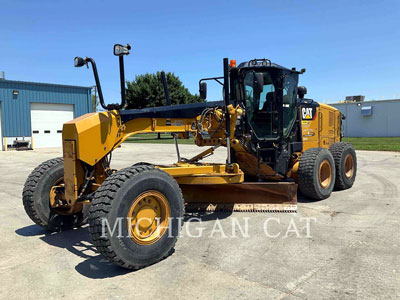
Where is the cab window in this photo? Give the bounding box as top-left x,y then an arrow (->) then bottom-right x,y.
282,75 -> 297,137
244,71 -> 278,139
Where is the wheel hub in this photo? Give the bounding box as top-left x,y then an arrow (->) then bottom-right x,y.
319,159 -> 332,189
127,190 -> 170,245
344,153 -> 354,179
49,178 -> 70,214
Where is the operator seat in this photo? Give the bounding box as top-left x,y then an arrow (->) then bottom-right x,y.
262,92 -> 274,111
251,92 -> 275,137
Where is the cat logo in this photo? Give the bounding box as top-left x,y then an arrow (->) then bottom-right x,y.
302,107 -> 315,120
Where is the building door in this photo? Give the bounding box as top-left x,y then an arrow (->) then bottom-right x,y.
30,103 -> 74,148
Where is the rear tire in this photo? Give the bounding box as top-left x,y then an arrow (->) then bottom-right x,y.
329,142 -> 357,190
22,158 -> 87,232
298,148 -> 336,200
88,165 -> 184,270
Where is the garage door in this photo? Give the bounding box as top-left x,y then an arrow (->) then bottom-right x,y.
30,103 -> 74,148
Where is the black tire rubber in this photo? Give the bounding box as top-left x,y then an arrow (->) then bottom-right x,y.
22,157 -> 87,232
298,147 -> 336,200
133,162 -> 154,166
88,164 -> 184,270
329,142 -> 357,190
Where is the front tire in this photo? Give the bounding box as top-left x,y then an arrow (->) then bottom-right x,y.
22,158 -> 87,232
88,165 -> 184,270
298,148 -> 336,200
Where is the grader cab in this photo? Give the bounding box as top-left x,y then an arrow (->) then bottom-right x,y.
22,43 -> 357,269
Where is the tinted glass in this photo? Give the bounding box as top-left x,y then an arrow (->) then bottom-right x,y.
244,71 -> 279,139
282,75 -> 297,136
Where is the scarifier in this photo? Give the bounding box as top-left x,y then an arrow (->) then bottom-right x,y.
22,43 -> 357,269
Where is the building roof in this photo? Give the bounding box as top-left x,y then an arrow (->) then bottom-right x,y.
329,98 -> 400,105
0,79 -> 92,90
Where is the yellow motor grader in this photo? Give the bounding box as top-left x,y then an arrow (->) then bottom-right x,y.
22,43 -> 357,269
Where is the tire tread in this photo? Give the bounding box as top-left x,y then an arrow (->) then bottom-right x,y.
88,164 -> 184,270
298,148 -> 323,199
329,142 -> 356,190
22,157 -> 63,229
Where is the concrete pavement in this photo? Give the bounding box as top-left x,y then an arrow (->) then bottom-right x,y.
0,144 -> 399,299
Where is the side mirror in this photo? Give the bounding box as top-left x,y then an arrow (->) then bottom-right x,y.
298,86 -> 307,99
114,44 -> 131,56
199,82 -> 207,100
74,57 -> 86,67
254,72 -> 264,94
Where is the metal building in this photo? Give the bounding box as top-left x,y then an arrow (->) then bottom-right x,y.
0,74 -> 92,150
330,99 -> 400,137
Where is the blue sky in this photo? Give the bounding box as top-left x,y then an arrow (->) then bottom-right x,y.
1,0 -> 399,104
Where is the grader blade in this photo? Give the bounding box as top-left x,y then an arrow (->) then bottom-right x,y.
181,182 -> 297,213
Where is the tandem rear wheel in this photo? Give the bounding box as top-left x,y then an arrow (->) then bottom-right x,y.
329,142 -> 357,190
88,165 -> 184,270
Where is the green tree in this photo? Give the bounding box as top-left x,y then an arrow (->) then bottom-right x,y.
126,71 -> 203,109
91,94 -> 99,112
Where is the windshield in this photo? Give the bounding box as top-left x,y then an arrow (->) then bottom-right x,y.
242,70 -> 297,139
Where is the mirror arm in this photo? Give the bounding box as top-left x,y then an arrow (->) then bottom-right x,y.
199,77 -> 224,86
223,58 -> 231,165
119,55 -> 127,109
85,58 -> 107,110
85,56 -> 126,111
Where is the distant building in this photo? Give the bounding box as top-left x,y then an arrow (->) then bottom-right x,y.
330,99 -> 400,137
0,72 -> 92,150
344,95 -> 365,103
